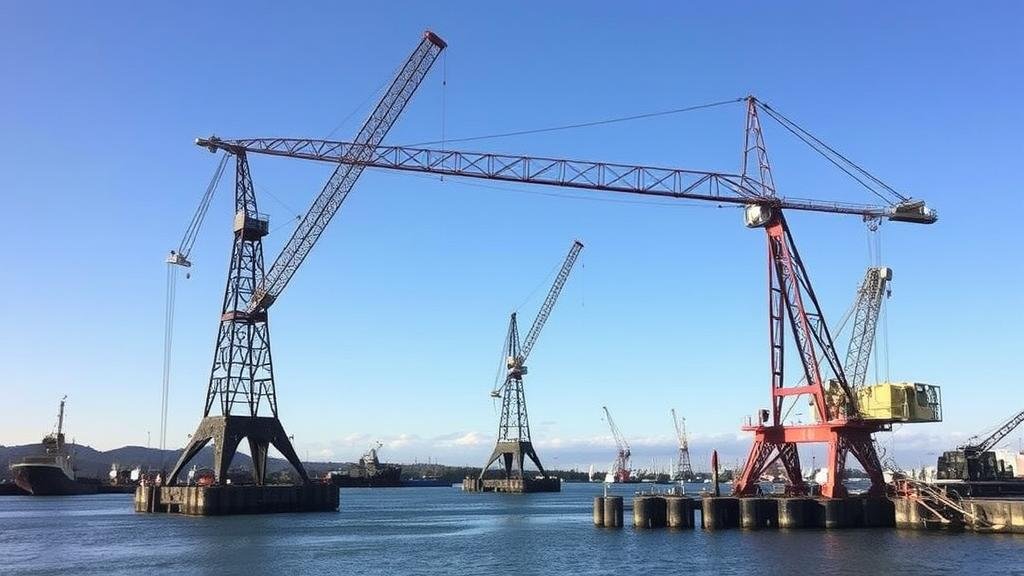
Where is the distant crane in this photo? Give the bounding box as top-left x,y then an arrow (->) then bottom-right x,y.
937,409 -> 1024,481
671,409 -> 693,482
603,406 -> 631,483
480,240 -> 583,481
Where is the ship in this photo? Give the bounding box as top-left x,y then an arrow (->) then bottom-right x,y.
10,396 -> 101,495
326,442 -> 402,488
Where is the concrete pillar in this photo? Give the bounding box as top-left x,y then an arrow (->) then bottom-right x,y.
603,495 -> 624,528
666,497 -> 695,529
820,499 -> 849,529
702,497 -> 739,530
740,498 -> 779,529
633,496 -> 667,528
593,496 -> 606,526
778,497 -> 814,528
863,497 -> 895,527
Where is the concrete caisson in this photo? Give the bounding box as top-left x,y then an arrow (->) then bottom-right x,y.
701,497 -> 739,529
603,495 -> 624,528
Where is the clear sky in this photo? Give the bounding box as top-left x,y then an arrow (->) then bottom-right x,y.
1,1 -> 1021,471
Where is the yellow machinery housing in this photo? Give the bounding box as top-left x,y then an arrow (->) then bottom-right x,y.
856,382 -> 942,423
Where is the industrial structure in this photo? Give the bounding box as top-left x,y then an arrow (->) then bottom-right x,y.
473,240 -> 583,492
671,409 -> 694,482
937,409 -> 1024,481
603,406 -> 632,483
161,31 -> 447,492
197,96 -> 938,499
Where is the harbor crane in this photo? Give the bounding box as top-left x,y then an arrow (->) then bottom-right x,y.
843,267 -> 893,390
480,240 -> 584,481
938,409 -> 1024,481
603,406 -> 631,483
671,409 -> 694,481
167,31 -> 447,486
197,93 -> 938,497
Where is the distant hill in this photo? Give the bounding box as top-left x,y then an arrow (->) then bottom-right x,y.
0,444 -> 589,483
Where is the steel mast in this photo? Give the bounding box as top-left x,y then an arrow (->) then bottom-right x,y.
481,240 -> 584,481
167,31 -> 446,486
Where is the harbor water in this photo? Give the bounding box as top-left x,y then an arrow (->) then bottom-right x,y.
0,482 -> 1019,575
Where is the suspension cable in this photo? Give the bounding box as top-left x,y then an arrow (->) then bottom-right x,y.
754,100 -> 909,205
401,97 -> 744,147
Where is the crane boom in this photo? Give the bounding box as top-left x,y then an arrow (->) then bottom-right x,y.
247,31 -> 446,313
604,406 -> 630,453
962,409 -> 1024,453
520,240 -> 584,362
196,137 -> 938,224
671,408 -> 687,449
843,266 -> 892,389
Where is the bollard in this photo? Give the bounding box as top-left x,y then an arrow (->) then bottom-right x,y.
603,495 -> 624,528
593,496 -> 606,526
666,497 -> 695,529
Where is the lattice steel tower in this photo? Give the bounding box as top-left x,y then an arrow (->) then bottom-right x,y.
166,31 -> 446,485
481,241 -> 583,480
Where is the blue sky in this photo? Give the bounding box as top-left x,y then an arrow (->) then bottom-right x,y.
1,2 -> 1021,470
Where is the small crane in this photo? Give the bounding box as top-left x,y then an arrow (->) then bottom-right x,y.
603,406 -> 631,483
938,409 -> 1024,481
671,408 -> 693,482
480,240 -> 583,481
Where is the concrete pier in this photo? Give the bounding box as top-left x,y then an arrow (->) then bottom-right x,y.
135,484 -> 338,516
593,496 -> 605,526
701,497 -> 740,529
740,497 -> 779,529
603,495 -> 624,528
777,497 -> 815,528
461,477 -> 561,493
665,496 -> 696,529
894,496 -> 1024,533
633,496 -> 667,529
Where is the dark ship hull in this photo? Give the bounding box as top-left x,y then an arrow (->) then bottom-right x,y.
328,465 -> 402,488
12,465 -> 99,496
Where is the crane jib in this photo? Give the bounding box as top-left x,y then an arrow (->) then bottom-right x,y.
195,137 -> 937,225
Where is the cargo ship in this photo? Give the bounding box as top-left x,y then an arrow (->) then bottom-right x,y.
10,397 -> 101,495
326,442 -> 402,488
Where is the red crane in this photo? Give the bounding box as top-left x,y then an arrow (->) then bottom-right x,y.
196,96 -> 936,497
603,406 -> 632,483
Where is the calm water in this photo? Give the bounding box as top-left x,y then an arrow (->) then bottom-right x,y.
0,483 -> 1020,575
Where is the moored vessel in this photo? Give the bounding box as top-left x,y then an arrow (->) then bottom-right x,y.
10,397 -> 100,496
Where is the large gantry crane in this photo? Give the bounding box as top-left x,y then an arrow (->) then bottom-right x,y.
167,31 -> 447,485
671,409 -> 694,482
479,240 -> 583,483
196,95 -> 939,497
603,406 -> 632,483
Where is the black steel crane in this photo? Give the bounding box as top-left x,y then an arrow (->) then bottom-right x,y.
480,240 -> 583,481
167,31 -> 446,486
603,406 -> 632,483
938,409 -> 1024,481
195,95 -> 937,497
